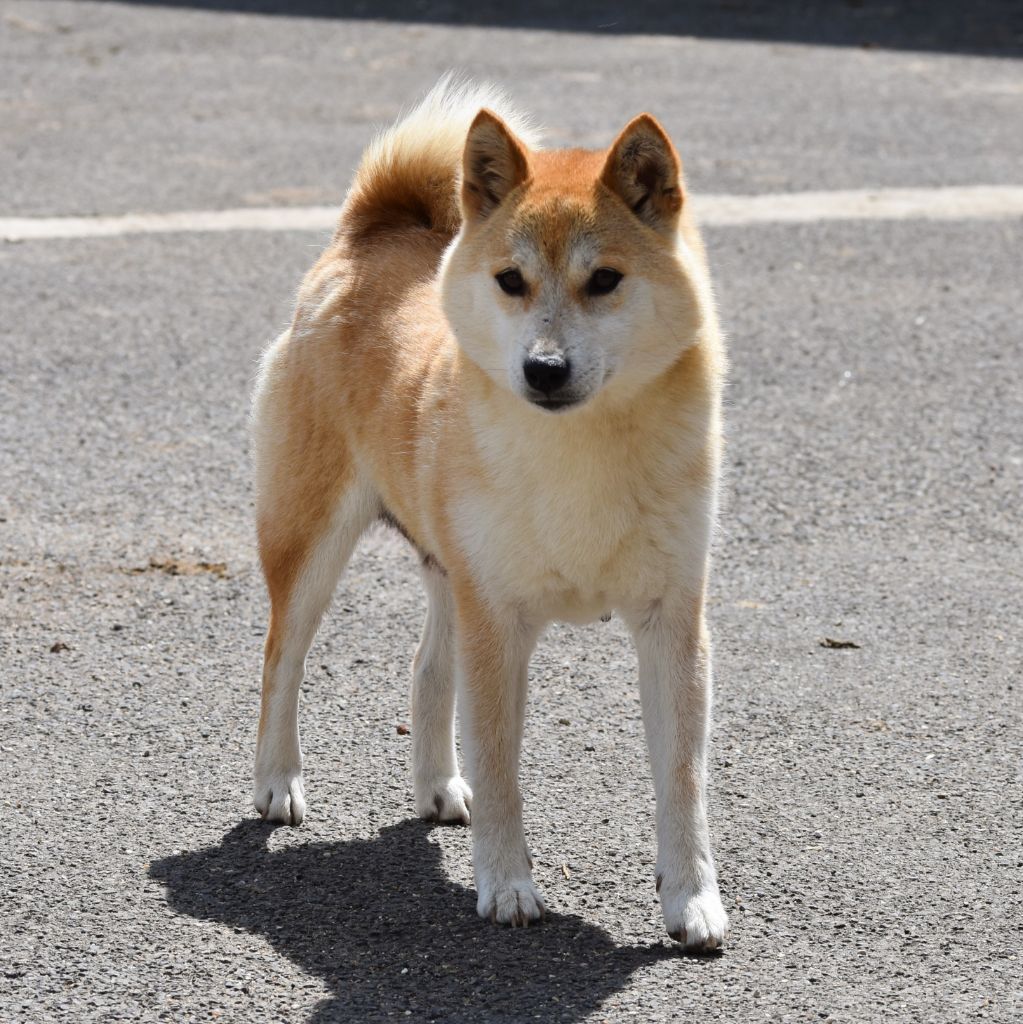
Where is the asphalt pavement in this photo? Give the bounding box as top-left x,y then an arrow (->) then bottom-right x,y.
2,3 -> 1021,1022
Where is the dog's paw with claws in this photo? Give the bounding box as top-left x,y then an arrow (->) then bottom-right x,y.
415,775 -> 472,825
253,771 -> 305,826
659,879 -> 729,952
476,876 -> 545,927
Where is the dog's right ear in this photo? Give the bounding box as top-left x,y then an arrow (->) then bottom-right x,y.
461,109 -> 530,222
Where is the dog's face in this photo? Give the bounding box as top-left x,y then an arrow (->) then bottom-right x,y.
441,111 -> 708,413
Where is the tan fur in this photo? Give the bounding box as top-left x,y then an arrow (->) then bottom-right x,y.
250,78 -> 729,947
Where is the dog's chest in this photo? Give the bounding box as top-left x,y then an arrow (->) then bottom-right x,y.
450,425 -> 712,618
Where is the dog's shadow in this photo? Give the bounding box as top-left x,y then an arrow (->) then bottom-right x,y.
149,819 -> 672,1022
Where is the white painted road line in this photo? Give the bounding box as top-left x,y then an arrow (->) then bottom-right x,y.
698,186 -> 1023,226
2,186 -> 1022,242
0,206 -> 342,242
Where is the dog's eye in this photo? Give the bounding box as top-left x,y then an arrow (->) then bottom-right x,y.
586,268 -> 623,296
495,269 -> 526,296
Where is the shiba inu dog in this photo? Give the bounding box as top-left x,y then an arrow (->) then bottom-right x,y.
250,76 -> 729,950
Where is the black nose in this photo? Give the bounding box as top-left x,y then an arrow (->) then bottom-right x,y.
523,354 -> 571,394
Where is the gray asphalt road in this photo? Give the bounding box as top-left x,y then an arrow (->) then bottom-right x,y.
2,3 -> 1021,1022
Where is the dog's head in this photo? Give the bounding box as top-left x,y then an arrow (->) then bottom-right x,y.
440,110 -> 711,414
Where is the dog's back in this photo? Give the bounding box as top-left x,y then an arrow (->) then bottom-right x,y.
252,79 -> 539,561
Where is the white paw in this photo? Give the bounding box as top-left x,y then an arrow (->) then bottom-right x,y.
659,879 -> 729,952
414,775 -> 472,825
476,874 -> 545,927
253,770 -> 305,826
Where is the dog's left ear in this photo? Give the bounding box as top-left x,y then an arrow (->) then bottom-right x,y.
601,115 -> 683,234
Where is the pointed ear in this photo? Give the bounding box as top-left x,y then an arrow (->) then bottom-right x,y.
600,114 -> 683,233
461,109 -> 530,221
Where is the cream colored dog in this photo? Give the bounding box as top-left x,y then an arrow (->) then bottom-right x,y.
250,77 -> 729,950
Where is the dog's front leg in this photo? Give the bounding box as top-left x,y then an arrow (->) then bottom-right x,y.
627,594 -> 729,951
454,581 -> 544,926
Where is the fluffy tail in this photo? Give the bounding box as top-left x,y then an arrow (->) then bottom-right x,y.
341,74 -> 540,241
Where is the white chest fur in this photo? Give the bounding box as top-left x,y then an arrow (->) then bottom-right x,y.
449,395 -> 717,622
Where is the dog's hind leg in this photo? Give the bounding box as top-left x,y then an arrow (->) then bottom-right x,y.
410,564 -> 472,824
254,475 -> 377,825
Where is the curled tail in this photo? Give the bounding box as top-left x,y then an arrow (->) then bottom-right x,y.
340,74 -> 540,241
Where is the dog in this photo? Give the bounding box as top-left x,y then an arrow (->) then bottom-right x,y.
250,76 -> 729,950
